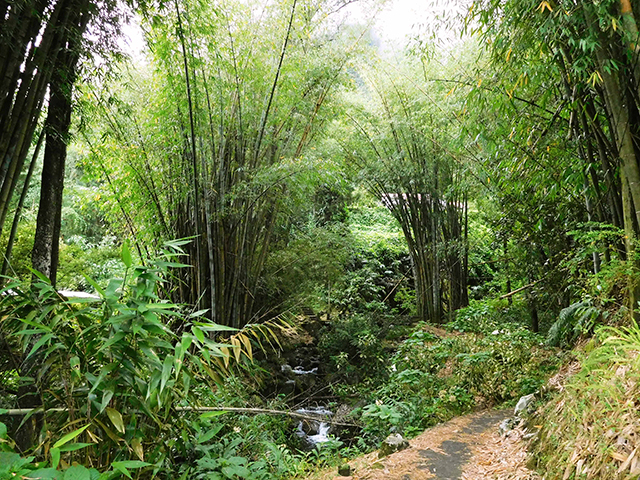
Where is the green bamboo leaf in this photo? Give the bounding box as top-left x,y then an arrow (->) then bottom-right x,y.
111,461 -> 151,479
50,448 -> 60,470
28,267 -> 52,284
98,332 -> 126,352
192,326 -> 205,343
105,408 -> 125,434
111,461 -> 150,468
53,424 -> 90,449
193,321 -> 238,332
100,389 -> 114,413
17,317 -> 52,332
94,418 -> 122,444
81,276 -> 105,298
160,355 -> 174,393
199,410 -> 228,420
58,442 -> 94,452
25,333 -> 54,359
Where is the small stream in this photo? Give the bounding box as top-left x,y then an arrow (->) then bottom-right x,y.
281,364 -> 337,448
295,406 -> 333,447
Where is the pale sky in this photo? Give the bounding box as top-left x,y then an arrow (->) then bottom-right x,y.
363,0 -> 467,51
119,0 -> 468,60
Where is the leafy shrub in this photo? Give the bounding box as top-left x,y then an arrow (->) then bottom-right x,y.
0,240 -> 280,477
318,314 -> 388,382
448,298 -> 532,335
349,313 -> 560,449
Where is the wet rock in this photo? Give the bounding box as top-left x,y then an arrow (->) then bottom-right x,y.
338,464 -> 351,476
379,433 -> 409,458
499,417 -> 519,435
282,379 -> 296,395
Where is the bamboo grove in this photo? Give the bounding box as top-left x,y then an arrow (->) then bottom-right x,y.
86,0 -> 365,328
464,0 -> 640,310
341,62 -> 470,323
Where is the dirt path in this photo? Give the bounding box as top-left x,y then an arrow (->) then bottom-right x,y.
311,409 -> 540,480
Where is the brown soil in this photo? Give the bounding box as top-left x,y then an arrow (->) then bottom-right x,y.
307,409 -> 540,480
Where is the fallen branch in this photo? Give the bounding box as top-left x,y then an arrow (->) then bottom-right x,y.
1,406 -> 359,427
499,280 -> 541,300
176,407 -> 359,427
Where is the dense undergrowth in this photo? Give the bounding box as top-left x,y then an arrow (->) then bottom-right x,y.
0,256 -> 562,480
0,198 -> 610,480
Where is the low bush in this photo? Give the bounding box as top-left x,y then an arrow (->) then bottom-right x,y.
545,299 -> 602,349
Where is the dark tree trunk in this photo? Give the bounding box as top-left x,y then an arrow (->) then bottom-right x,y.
31,0 -> 89,284
31,81 -> 70,285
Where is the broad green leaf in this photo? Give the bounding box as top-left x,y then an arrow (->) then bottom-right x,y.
193,321 -> 238,332
98,332 -> 126,352
94,418 -> 122,444
162,237 -> 194,249
25,468 -> 62,479
100,389 -> 114,413
111,463 -> 131,479
131,438 -> 144,461
192,326 -> 205,343
63,465 -> 92,480
121,241 -> 132,269
145,302 -> 177,310
196,424 -> 223,443
105,408 -> 125,434
0,452 -> 23,470
28,267 -> 52,284
26,333 -> 54,359
53,424 -> 90,449
58,442 -> 94,452
221,465 -> 251,478
50,447 -> 60,469
17,318 -> 52,332
175,335 -> 192,377
111,460 -> 151,479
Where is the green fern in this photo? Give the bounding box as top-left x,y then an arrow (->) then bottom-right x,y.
546,300 -> 601,348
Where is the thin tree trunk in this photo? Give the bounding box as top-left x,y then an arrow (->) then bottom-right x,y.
2,129 -> 44,277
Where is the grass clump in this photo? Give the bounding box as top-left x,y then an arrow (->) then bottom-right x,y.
530,321 -> 640,479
